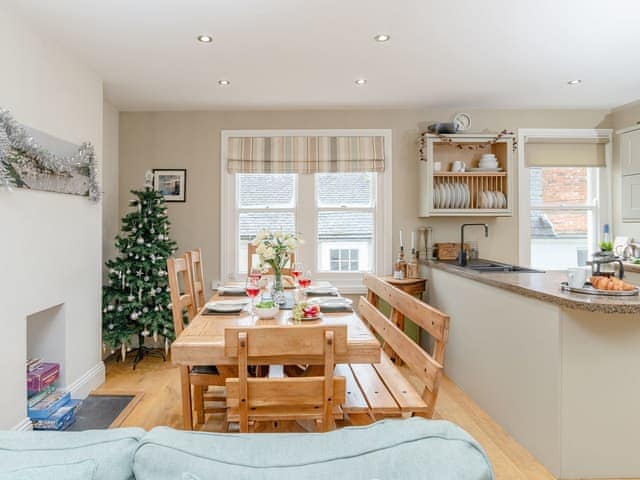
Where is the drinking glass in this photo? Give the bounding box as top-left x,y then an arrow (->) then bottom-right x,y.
291,262 -> 303,281
245,276 -> 260,316
298,271 -> 312,300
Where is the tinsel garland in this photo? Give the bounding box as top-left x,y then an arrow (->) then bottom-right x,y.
0,109 -> 100,200
419,129 -> 518,159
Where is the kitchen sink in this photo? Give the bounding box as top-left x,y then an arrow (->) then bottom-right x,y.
466,261 -> 544,273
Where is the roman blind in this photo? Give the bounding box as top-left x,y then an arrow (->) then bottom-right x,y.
226,135 -> 385,174
525,136 -> 609,168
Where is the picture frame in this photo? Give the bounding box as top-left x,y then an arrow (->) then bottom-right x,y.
152,169 -> 187,202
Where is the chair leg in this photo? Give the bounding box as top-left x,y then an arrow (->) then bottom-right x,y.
179,366 -> 193,430
194,385 -> 205,426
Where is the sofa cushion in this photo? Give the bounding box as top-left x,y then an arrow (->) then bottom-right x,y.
134,418 -> 494,480
0,460 -> 96,480
0,428 -> 144,480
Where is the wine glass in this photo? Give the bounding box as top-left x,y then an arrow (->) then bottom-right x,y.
298,270 -> 312,300
245,276 -> 260,316
291,262 -> 303,285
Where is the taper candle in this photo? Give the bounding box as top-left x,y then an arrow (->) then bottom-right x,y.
411,231 -> 415,251
400,229 -> 404,248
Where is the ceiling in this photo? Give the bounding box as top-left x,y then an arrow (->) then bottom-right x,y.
6,0 -> 640,111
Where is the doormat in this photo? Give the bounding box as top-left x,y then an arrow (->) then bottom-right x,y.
66,392 -> 143,431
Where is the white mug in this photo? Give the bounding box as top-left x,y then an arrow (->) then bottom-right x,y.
433,161 -> 442,172
452,160 -> 465,172
567,267 -> 588,289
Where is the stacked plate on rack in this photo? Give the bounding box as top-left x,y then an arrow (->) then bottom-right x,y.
434,183 -> 471,209
478,191 -> 507,209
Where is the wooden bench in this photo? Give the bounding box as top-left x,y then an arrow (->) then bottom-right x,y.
340,274 -> 450,421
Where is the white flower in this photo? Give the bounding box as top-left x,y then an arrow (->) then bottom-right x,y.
262,246 -> 276,261
285,237 -> 297,250
252,229 -> 269,246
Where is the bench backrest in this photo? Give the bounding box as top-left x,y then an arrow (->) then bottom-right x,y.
360,274 -> 450,418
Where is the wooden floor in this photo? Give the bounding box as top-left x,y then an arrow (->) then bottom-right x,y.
96,355 -> 620,480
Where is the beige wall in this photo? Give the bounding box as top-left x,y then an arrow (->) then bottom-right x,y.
610,100 -> 640,241
102,101 -> 119,276
119,109 -> 610,290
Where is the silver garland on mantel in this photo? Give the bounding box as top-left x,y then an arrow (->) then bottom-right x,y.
0,109 -> 100,200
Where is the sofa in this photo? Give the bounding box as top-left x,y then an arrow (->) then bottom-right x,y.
0,418 -> 494,479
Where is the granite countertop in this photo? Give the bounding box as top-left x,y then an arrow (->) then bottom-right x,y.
421,259 -> 640,314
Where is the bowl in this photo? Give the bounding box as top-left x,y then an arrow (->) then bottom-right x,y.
254,305 -> 279,319
427,122 -> 459,134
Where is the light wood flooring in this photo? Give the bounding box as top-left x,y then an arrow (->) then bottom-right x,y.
96,356 -> 624,480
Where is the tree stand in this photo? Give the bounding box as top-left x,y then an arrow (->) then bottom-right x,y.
118,333 -> 166,370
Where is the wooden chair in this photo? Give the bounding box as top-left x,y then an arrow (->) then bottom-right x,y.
186,248 -> 206,310
167,255 -> 226,429
224,325 -> 347,433
247,243 -> 295,276
338,274 -> 450,423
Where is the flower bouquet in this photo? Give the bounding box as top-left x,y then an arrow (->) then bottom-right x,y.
252,229 -> 302,304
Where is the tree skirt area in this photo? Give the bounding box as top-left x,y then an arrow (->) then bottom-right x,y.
66,393 -> 142,431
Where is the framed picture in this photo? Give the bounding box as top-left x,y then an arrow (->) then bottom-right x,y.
152,169 -> 187,202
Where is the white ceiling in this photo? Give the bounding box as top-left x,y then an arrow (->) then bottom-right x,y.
6,0 -> 640,111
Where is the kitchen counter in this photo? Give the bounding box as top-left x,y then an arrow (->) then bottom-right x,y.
422,259 -> 640,314
421,259 -> 640,478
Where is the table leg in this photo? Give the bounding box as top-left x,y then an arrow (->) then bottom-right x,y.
179,366 -> 193,430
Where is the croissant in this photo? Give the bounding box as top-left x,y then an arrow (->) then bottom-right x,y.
590,276 -> 636,291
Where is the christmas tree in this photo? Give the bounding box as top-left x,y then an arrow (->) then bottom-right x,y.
102,177 -> 177,366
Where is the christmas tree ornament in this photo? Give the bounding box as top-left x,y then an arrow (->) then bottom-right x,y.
136,237 -> 144,245
127,295 -> 135,302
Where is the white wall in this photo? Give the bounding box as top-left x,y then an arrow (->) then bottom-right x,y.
102,101 -> 119,274
0,6 -> 104,429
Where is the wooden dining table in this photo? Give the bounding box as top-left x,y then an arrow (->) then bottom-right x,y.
171,289 -> 381,429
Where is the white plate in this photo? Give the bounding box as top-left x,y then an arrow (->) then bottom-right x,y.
445,184 -> 452,208
496,191 -> 506,208
218,285 -> 246,294
457,184 -> 464,208
206,299 -> 250,311
463,184 -> 470,208
455,184 -> 462,208
451,184 -> 458,208
434,184 -> 440,208
308,296 -> 353,305
295,313 -> 323,321
469,167 -> 503,172
306,286 -> 338,295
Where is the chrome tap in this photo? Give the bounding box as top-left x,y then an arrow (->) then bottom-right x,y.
459,223 -> 489,266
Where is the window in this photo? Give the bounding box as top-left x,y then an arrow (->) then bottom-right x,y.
329,248 -> 360,271
518,129 -> 611,270
221,130 -> 392,293
529,167 -> 598,270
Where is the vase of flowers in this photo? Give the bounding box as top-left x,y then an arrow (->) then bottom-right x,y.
252,229 -> 301,304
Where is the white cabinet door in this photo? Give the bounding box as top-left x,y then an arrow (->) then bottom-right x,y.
621,129 -> 640,176
622,174 -> 640,221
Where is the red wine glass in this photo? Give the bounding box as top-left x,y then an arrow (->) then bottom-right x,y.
245,276 -> 260,315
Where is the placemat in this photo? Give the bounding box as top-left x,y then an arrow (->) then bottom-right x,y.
306,291 -> 339,297
202,309 -> 244,316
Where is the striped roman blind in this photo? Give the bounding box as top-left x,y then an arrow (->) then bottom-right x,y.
226,135 -> 385,174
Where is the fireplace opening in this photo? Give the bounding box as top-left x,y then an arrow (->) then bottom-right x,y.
26,304 -> 66,387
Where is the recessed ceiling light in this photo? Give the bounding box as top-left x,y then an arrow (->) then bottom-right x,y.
567,79 -> 582,85
218,79 -> 230,86
355,79 -> 367,86
373,34 -> 391,43
197,35 -> 213,43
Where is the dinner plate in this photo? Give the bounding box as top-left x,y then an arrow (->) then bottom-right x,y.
296,313 -> 323,321
308,296 -> 353,305
434,184 -> 440,208
445,184 -> 452,208
496,191 -> 506,208
464,184 -> 470,207
457,184 -> 463,208
468,167 -> 503,172
306,286 -> 339,295
488,191 -> 496,209
206,299 -> 250,312
217,285 -> 246,294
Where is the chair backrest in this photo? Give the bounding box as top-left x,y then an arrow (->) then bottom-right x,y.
166,256 -> 198,336
361,273 -> 450,418
186,248 -> 206,310
224,325 -> 346,432
247,243 -> 295,276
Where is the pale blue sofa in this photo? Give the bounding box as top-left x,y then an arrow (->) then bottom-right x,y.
0,418 -> 494,479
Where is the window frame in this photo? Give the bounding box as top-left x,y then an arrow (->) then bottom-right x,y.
220,129 -> 392,293
517,129 -> 612,269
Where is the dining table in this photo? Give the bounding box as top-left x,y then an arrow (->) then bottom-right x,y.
171,285 -> 381,429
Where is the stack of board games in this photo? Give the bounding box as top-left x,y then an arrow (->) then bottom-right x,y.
26,359 -> 80,430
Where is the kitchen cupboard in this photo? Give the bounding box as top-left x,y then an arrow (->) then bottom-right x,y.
618,125 -> 640,221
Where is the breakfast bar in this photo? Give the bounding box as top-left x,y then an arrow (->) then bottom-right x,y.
421,260 -> 640,479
